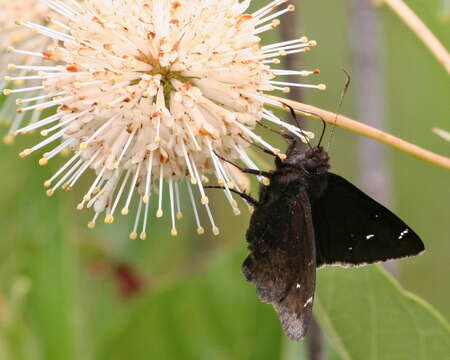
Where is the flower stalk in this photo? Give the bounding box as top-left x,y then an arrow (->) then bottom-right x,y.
269,95 -> 450,170
376,0 -> 450,74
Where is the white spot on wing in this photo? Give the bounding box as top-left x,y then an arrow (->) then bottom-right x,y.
296,283 -> 301,289
304,297 -> 313,308
366,234 -> 375,240
398,228 -> 409,239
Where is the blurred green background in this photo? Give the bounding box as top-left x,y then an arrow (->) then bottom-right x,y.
0,0 -> 448,359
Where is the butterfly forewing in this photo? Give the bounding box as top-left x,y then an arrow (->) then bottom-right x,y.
243,188 -> 316,340
312,173 -> 425,267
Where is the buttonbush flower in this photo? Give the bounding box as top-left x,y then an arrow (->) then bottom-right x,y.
4,0 -> 324,238
0,0 -> 55,144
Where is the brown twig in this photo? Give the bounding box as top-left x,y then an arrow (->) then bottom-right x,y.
268,95 -> 450,170
376,0 -> 450,74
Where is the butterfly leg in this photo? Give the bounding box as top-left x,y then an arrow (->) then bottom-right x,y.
204,186 -> 259,206
213,151 -> 272,178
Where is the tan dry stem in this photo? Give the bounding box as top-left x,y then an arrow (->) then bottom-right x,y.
376,0 -> 450,74
268,95 -> 450,170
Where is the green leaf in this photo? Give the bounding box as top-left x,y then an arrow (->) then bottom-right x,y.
314,265 -> 450,360
97,251 -> 286,360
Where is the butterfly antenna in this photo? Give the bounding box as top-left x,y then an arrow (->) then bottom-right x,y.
293,109 -> 327,147
318,114 -> 327,147
326,69 -> 351,151
282,102 -> 314,150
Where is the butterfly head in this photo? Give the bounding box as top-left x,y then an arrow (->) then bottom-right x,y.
303,146 -> 330,174
277,143 -> 330,174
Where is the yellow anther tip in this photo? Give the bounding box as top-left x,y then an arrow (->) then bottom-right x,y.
318,84 -> 327,91
20,148 -> 32,158
171,228 -> 178,237
143,195 -> 149,204
104,215 -> 114,224
76,203 -> 84,211
233,208 -> 241,216
140,232 -> 147,240
39,158 -> 48,166
262,177 -> 270,186
79,142 -> 88,150
3,135 -> 14,144
88,221 -> 96,229
212,227 -> 220,236
156,209 -> 163,218
176,212 -> 183,220
46,189 -> 54,197
197,227 -> 205,235
129,232 -> 138,240
121,208 -> 129,216
201,196 -> 209,205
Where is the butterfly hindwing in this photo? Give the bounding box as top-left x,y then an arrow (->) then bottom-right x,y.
243,188 -> 316,340
312,172 -> 425,267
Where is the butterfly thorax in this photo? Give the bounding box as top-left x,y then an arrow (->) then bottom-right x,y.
302,146 -> 330,202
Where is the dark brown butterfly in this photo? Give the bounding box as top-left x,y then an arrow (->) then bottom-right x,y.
208,108 -> 425,341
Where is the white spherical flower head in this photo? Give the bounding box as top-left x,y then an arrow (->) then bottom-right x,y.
7,0 -> 324,238
0,0 -> 56,144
